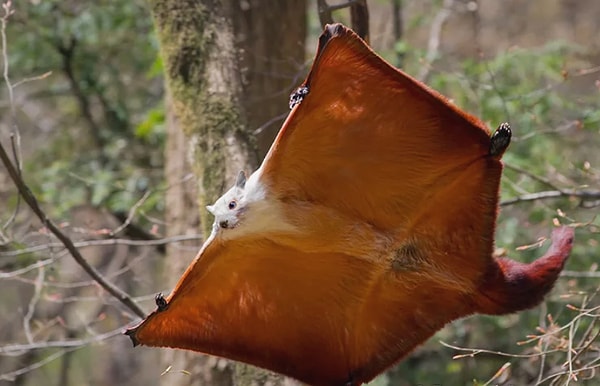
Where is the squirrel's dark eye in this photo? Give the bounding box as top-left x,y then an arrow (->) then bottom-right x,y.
228,200 -> 237,210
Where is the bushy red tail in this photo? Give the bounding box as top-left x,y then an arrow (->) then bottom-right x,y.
476,227 -> 574,315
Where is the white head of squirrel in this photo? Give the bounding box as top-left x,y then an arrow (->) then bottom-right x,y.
206,171 -> 247,230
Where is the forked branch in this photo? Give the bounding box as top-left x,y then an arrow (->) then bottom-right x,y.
317,0 -> 369,41
0,0 -> 145,319
0,144 -> 145,318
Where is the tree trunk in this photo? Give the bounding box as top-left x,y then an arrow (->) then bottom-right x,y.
150,0 -> 305,385
231,0 -> 308,157
161,91 -> 234,386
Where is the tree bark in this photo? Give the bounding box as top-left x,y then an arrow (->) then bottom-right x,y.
150,0 -> 256,237
161,91 -> 234,386
150,0 -> 305,385
230,0 -> 308,157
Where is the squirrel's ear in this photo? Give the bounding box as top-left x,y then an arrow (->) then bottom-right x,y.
206,205 -> 215,215
236,170 -> 247,189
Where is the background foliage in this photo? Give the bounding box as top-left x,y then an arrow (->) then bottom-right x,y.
1,0 -> 598,385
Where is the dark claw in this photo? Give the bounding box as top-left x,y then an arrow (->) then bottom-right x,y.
489,122 -> 512,157
155,292 -> 168,312
289,86 -> 309,109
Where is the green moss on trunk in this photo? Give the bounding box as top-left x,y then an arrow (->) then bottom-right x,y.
150,1 -> 302,385
149,0 -> 253,237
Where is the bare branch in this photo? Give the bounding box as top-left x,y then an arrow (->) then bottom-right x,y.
561,271 -> 600,278
12,71 -> 52,88
1,1 -> 22,232
110,190 -> 152,236
317,0 -> 359,25
317,0 -> 335,31
504,162 -> 564,191
316,0 -> 369,41
1,1 -> 15,117
0,143 -> 145,317
0,15 -> 170,318
0,258 -> 55,278
0,349 -> 76,381
519,120 -> 581,141
446,295 -> 600,385
0,233 -> 203,258
417,0 -> 454,82
326,0 -> 359,12
0,325 -> 134,381
253,112 -> 288,135
576,64 -> 600,76
503,155 -> 600,209
55,37 -> 107,159
0,327 -> 124,355
23,266 -> 44,344
500,188 -> 600,207
440,340 -> 562,359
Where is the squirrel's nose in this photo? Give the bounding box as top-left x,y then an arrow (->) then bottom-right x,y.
219,220 -> 229,229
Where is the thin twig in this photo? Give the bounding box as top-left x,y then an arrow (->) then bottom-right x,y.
110,190 -> 151,236
518,120 -> 581,142
1,1 -> 22,232
0,233 -> 203,258
447,291 -> 600,385
1,1 -> 15,116
0,326 -> 125,355
440,340 -> 562,359
0,258 -> 55,278
576,64 -> 600,76
539,363 -> 600,385
12,71 -> 52,88
500,188 -> 600,207
504,162 -> 565,191
252,112 -> 288,135
327,0 -> 359,12
561,271 -> 600,278
23,266 -> 44,344
43,292 -> 164,306
316,1 -> 370,48
317,0 -> 360,28
417,0 -> 454,82
536,307 -> 550,385
55,36 -> 107,159
0,16 -> 145,315
483,362 -> 511,386
0,144 -> 145,318
2,133 -> 22,230
0,348 -> 77,381
566,316 -> 576,385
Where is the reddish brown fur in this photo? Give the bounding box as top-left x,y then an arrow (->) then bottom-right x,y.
125,25 -> 574,386
476,227 -> 574,315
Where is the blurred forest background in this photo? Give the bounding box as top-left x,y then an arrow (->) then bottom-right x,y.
0,0 -> 599,385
